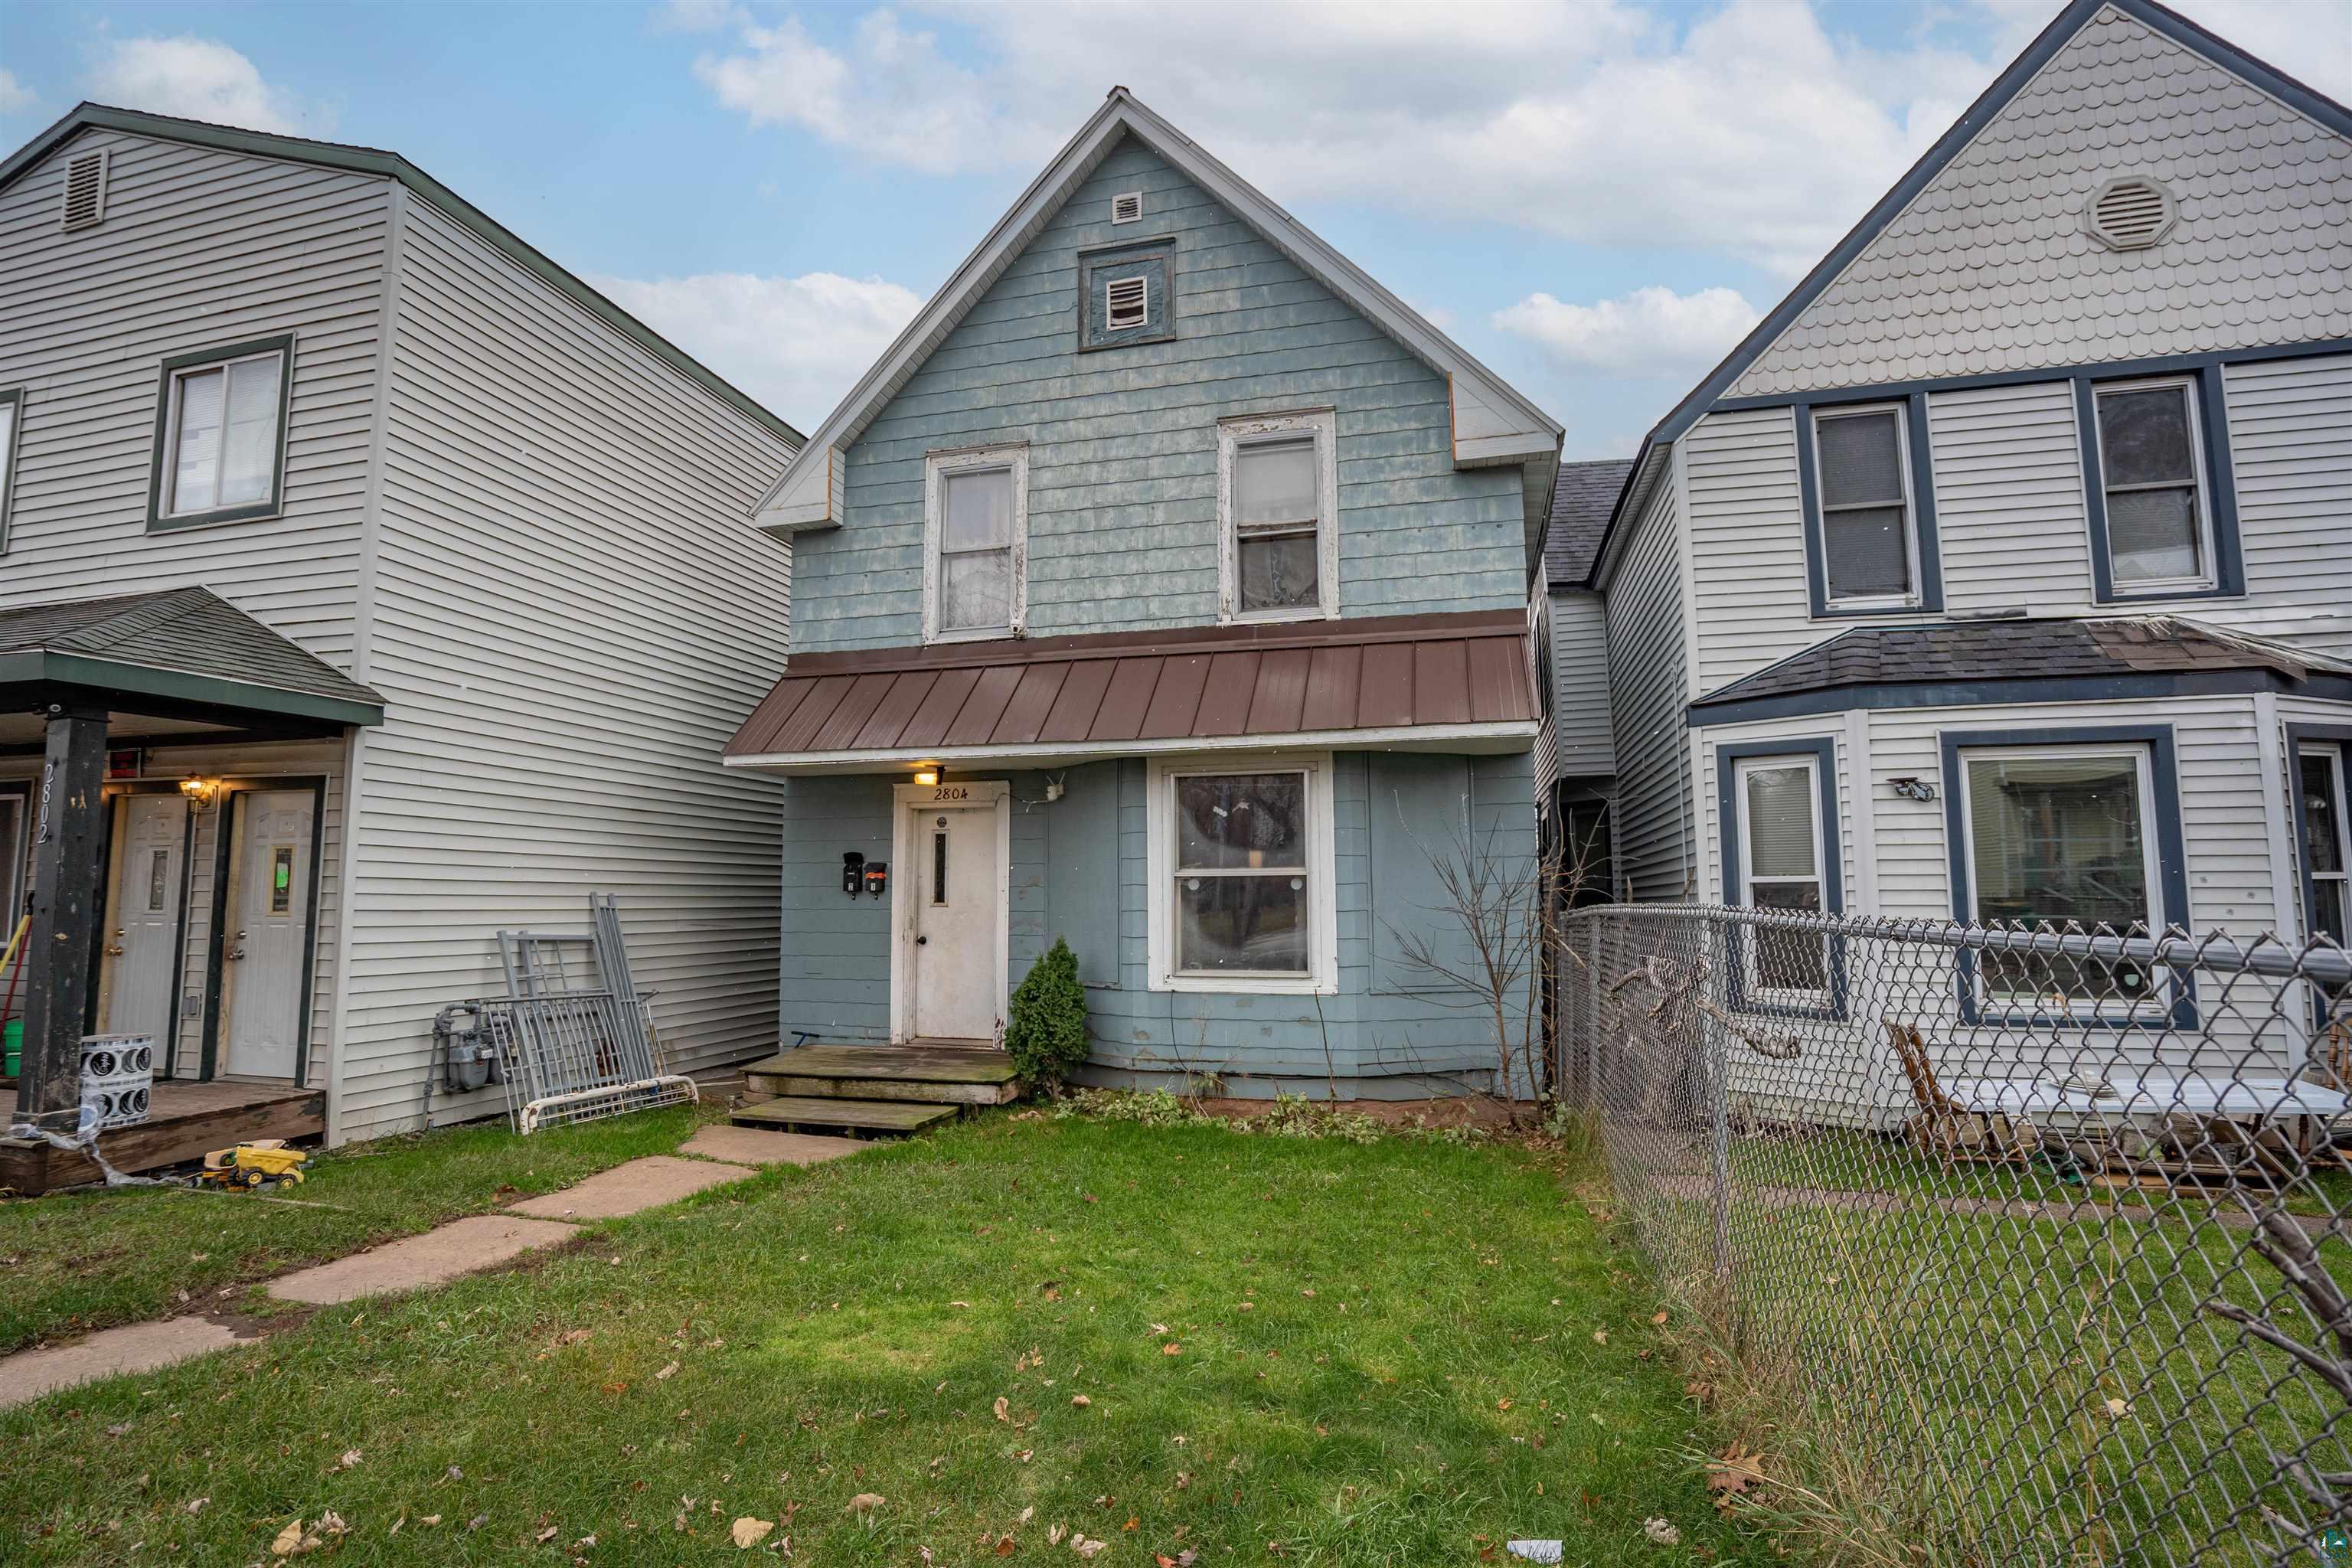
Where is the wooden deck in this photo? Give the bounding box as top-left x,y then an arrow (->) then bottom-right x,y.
0,1079 -> 324,1196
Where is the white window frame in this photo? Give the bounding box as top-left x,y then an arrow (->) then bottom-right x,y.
1145,751 -> 1338,995
2300,743 -> 2350,945
2089,374 -> 2216,596
1956,743 -> 2167,1018
1733,754 -> 1831,1002
1217,407 -> 1338,625
922,443 -> 1029,645
1808,403 -> 1920,611
158,343 -> 292,523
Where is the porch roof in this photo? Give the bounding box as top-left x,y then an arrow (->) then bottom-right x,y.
724,610 -> 1539,773
0,586 -> 386,729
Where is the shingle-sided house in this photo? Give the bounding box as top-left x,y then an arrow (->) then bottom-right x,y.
1534,458 -> 1632,894
0,105 -> 798,1175
1580,0 -> 2352,1050
724,90 -> 1563,1102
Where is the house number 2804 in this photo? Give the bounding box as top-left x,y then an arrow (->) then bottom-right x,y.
931,785 -> 969,802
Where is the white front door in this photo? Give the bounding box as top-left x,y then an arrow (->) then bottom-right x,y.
98,794 -> 189,1044
908,797 -> 1001,1041
220,788 -> 315,1080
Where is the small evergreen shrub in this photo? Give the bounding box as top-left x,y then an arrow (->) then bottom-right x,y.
1004,936 -> 1089,1094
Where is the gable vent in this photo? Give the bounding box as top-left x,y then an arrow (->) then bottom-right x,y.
61,149 -> 109,233
1111,191 -> 1142,224
2086,176 -> 2175,251
1105,274 -> 1148,330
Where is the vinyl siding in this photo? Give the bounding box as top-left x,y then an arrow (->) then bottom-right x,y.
792,134 -> 1525,652
1604,477 -> 1693,901
1730,4 -> 2352,398
1926,381 -> 2096,617
2211,354 -> 2352,655
1684,408 -> 1812,698
1550,590 -> 1615,778
340,188 -> 797,1141
0,127 -> 383,657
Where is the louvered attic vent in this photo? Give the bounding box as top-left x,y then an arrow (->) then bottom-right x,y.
2086,176 -> 2175,250
1105,275 -> 1148,330
61,149 -> 109,233
1111,191 -> 1142,224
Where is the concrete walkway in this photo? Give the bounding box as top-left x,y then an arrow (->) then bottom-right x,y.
0,1125 -> 868,1410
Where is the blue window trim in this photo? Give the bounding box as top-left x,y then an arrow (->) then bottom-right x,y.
2285,722 -> 2352,946
2075,368 -> 2243,606
1794,396 -> 1943,620
1716,737 -> 1847,1022
1937,724 -> 2196,1030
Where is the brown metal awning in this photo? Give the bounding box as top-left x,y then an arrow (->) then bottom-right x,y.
724,610 -> 1538,773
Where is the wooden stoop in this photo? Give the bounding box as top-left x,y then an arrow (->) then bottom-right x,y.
730,1042 -> 1019,1138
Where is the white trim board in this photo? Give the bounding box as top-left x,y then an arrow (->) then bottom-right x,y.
752,88 -> 1561,537
723,719 -> 1541,776
1143,750 -> 1340,996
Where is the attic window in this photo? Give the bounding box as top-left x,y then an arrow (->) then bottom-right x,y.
2086,176 -> 2175,251
1111,191 -> 1143,224
1105,276 -> 1149,331
61,150 -> 109,233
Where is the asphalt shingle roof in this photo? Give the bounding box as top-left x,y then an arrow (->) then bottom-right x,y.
1543,459 -> 1635,588
0,587 -> 385,712
1693,616 -> 2344,708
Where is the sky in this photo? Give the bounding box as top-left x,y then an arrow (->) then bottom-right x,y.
5,0 -> 2349,457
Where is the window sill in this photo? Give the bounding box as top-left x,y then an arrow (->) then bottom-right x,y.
925,624 -> 1022,646
1153,972 -> 1336,997
147,503 -> 285,534
1814,596 -> 1927,621
2092,583 -> 2238,606
1222,607 -> 1333,627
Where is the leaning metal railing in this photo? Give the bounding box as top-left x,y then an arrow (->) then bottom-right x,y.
1557,903 -> 2352,1565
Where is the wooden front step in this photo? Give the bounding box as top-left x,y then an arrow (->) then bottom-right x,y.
731,1096 -> 959,1138
743,1044 -> 1019,1106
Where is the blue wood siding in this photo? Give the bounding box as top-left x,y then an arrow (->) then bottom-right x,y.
774,751 -> 1535,1095
790,134 -> 1526,653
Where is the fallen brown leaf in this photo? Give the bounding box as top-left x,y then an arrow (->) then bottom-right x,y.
730,1516 -> 775,1548
846,1493 -> 886,1514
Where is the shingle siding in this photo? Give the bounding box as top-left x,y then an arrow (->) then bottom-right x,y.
1730,3 -> 2352,398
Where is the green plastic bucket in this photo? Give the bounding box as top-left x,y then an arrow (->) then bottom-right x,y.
3,1018 -> 20,1080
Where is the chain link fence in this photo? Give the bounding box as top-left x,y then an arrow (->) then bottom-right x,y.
1557,904 -> 2352,1565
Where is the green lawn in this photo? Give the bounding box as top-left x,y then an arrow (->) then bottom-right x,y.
0,1113 -> 1765,1566
0,1102 -> 717,1355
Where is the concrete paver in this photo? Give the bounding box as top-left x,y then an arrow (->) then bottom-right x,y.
509,1155 -> 753,1220
681,1124 -> 867,1167
269,1214 -> 578,1306
0,1317 -> 250,1410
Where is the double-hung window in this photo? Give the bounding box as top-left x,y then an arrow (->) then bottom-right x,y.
1958,745 -> 2165,1015
1733,755 -> 1830,996
0,387 -> 21,547
1810,404 -> 1917,608
923,443 -> 1027,642
2298,743 -> 2350,949
2089,377 -> 2213,593
1218,409 -> 1337,622
1145,754 -> 1337,994
150,336 -> 292,530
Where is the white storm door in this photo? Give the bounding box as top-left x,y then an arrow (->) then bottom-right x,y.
909,800 -> 1001,1041
221,789 -> 315,1080
99,794 -> 189,1043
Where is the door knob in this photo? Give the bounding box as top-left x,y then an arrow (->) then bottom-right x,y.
227,948 -> 247,961
104,944 -> 126,956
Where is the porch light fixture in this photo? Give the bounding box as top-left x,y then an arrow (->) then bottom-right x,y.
178,774 -> 223,809
913,768 -> 939,786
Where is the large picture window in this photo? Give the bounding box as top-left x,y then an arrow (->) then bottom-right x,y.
1146,754 -> 1337,994
148,336 -> 292,531
1959,746 -> 2164,1014
923,443 -> 1028,642
1218,409 -> 1338,623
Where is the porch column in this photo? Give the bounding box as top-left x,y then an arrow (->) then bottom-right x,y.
14,703 -> 106,1134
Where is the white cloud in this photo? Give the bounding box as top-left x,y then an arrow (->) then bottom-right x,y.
2161,0 -> 2352,105
590,270 -> 923,430
0,69 -> 34,115
655,0 -> 745,34
87,38 -> 316,136
1494,285 -> 1760,377
688,0 -> 2006,275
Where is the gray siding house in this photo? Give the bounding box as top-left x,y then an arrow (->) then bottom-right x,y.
1534,458 -> 1632,895
1575,0 -> 2352,1088
724,90 -> 1563,1099
0,105 -> 798,1154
